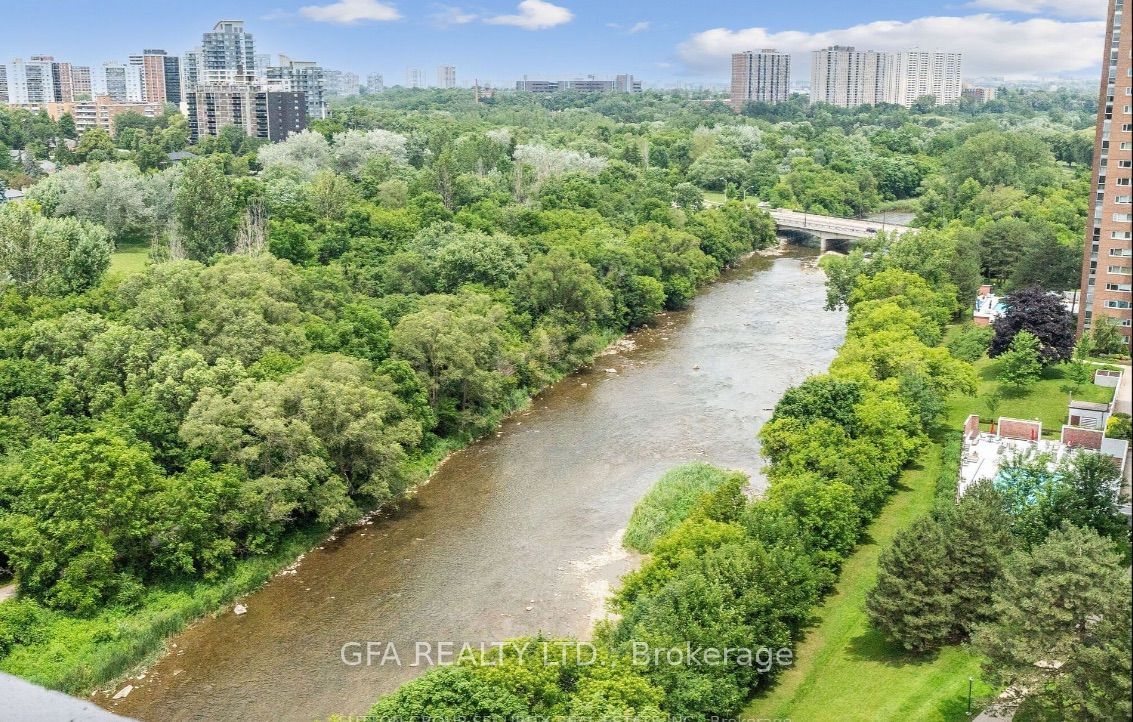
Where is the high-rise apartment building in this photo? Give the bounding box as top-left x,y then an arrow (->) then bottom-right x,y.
1078,0 -> 1132,345
186,83 -> 307,142
0,57 -> 56,105
730,49 -> 791,109
30,56 -> 76,103
437,65 -> 456,89
254,53 -> 271,80
323,69 -> 360,97
162,55 -> 181,104
810,46 -> 887,107
810,46 -> 961,108
97,61 -> 145,103
71,65 -> 92,99
181,49 -> 202,97
266,55 -> 328,119
366,73 -> 384,93
131,49 -> 168,104
883,51 -> 962,106
406,67 -> 427,88
200,20 -> 256,85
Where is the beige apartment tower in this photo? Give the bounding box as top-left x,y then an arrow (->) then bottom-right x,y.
810,46 -> 886,107
1078,0 -> 1133,346
730,49 -> 791,109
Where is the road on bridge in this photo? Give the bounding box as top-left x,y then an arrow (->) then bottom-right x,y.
768,208 -> 911,239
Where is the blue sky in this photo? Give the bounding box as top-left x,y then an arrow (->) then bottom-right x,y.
0,0 -> 1108,86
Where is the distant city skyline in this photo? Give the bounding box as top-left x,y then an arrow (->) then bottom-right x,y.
0,0 -> 1108,88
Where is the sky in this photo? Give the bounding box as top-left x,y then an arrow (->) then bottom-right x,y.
0,0 -> 1109,87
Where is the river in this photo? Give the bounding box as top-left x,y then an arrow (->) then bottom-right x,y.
106,249 -> 846,722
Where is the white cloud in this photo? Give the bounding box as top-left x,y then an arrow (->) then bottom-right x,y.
485,0 -> 573,30
964,0 -> 1104,20
677,14 -> 1105,79
299,0 -> 401,24
260,7 -> 296,20
430,4 -> 478,27
628,21 -> 651,34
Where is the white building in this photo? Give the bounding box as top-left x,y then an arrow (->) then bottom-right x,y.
883,51 -> 963,106
366,73 -> 384,93
200,20 -> 256,85
437,65 -> 456,89
1,57 -> 56,105
810,46 -> 962,108
180,49 -> 202,99
406,67 -> 427,88
323,69 -> 360,97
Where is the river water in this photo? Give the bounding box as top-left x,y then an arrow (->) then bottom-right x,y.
107,250 -> 846,722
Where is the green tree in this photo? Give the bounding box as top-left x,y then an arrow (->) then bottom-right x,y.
511,249 -> 611,326
174,158 -> 237,262
866,516 -> 953,652
1089,315 -> 1127,355
0,430 -> 166,612
974,524 -> 1132,721
267,219 -> 317,265
947,323 -> 994,362
0,204 -> 111,296
996,330 -> 1042,390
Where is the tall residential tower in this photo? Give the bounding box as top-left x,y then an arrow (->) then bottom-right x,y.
809,46 -> 962,108
1078,0 -> 1132,345
730,49 -> 791,109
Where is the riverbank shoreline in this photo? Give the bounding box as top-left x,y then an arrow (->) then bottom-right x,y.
91,250 -> 839,721
67,248 -> 804,710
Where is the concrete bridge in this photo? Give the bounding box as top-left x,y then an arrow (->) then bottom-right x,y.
768,208 -> 911,252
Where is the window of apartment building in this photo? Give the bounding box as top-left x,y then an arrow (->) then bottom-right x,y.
1112,248 -> 1133,256
1123,123 -> 1133,132
1118,178 -> 1132,186
1113,230 -> 1133,240
1120,159 -> 1133,168
1115,213 -> 1133,222
1103,300 -> 1132,309
1119,195 -> 1133,204
1109,265 -> 1132,274
1121,142 -> 1133,150
1106,282 -> 1133,292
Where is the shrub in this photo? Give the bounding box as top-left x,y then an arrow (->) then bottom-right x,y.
622,463 -> 747,553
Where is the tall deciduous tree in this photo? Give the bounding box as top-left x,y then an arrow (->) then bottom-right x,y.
174,158 -> 237,262
996,330 -> 1043,389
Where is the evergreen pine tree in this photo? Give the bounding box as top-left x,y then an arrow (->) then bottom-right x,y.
866,516 -> 953,652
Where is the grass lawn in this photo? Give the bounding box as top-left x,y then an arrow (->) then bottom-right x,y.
744,437 -> 992,722
702,190 -> 760,206
950,357 -> 1115,437
108,240 -> 150,276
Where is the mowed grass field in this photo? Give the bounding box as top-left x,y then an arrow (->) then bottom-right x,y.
950,356 -> 1115,436
108,240 -> 150,276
